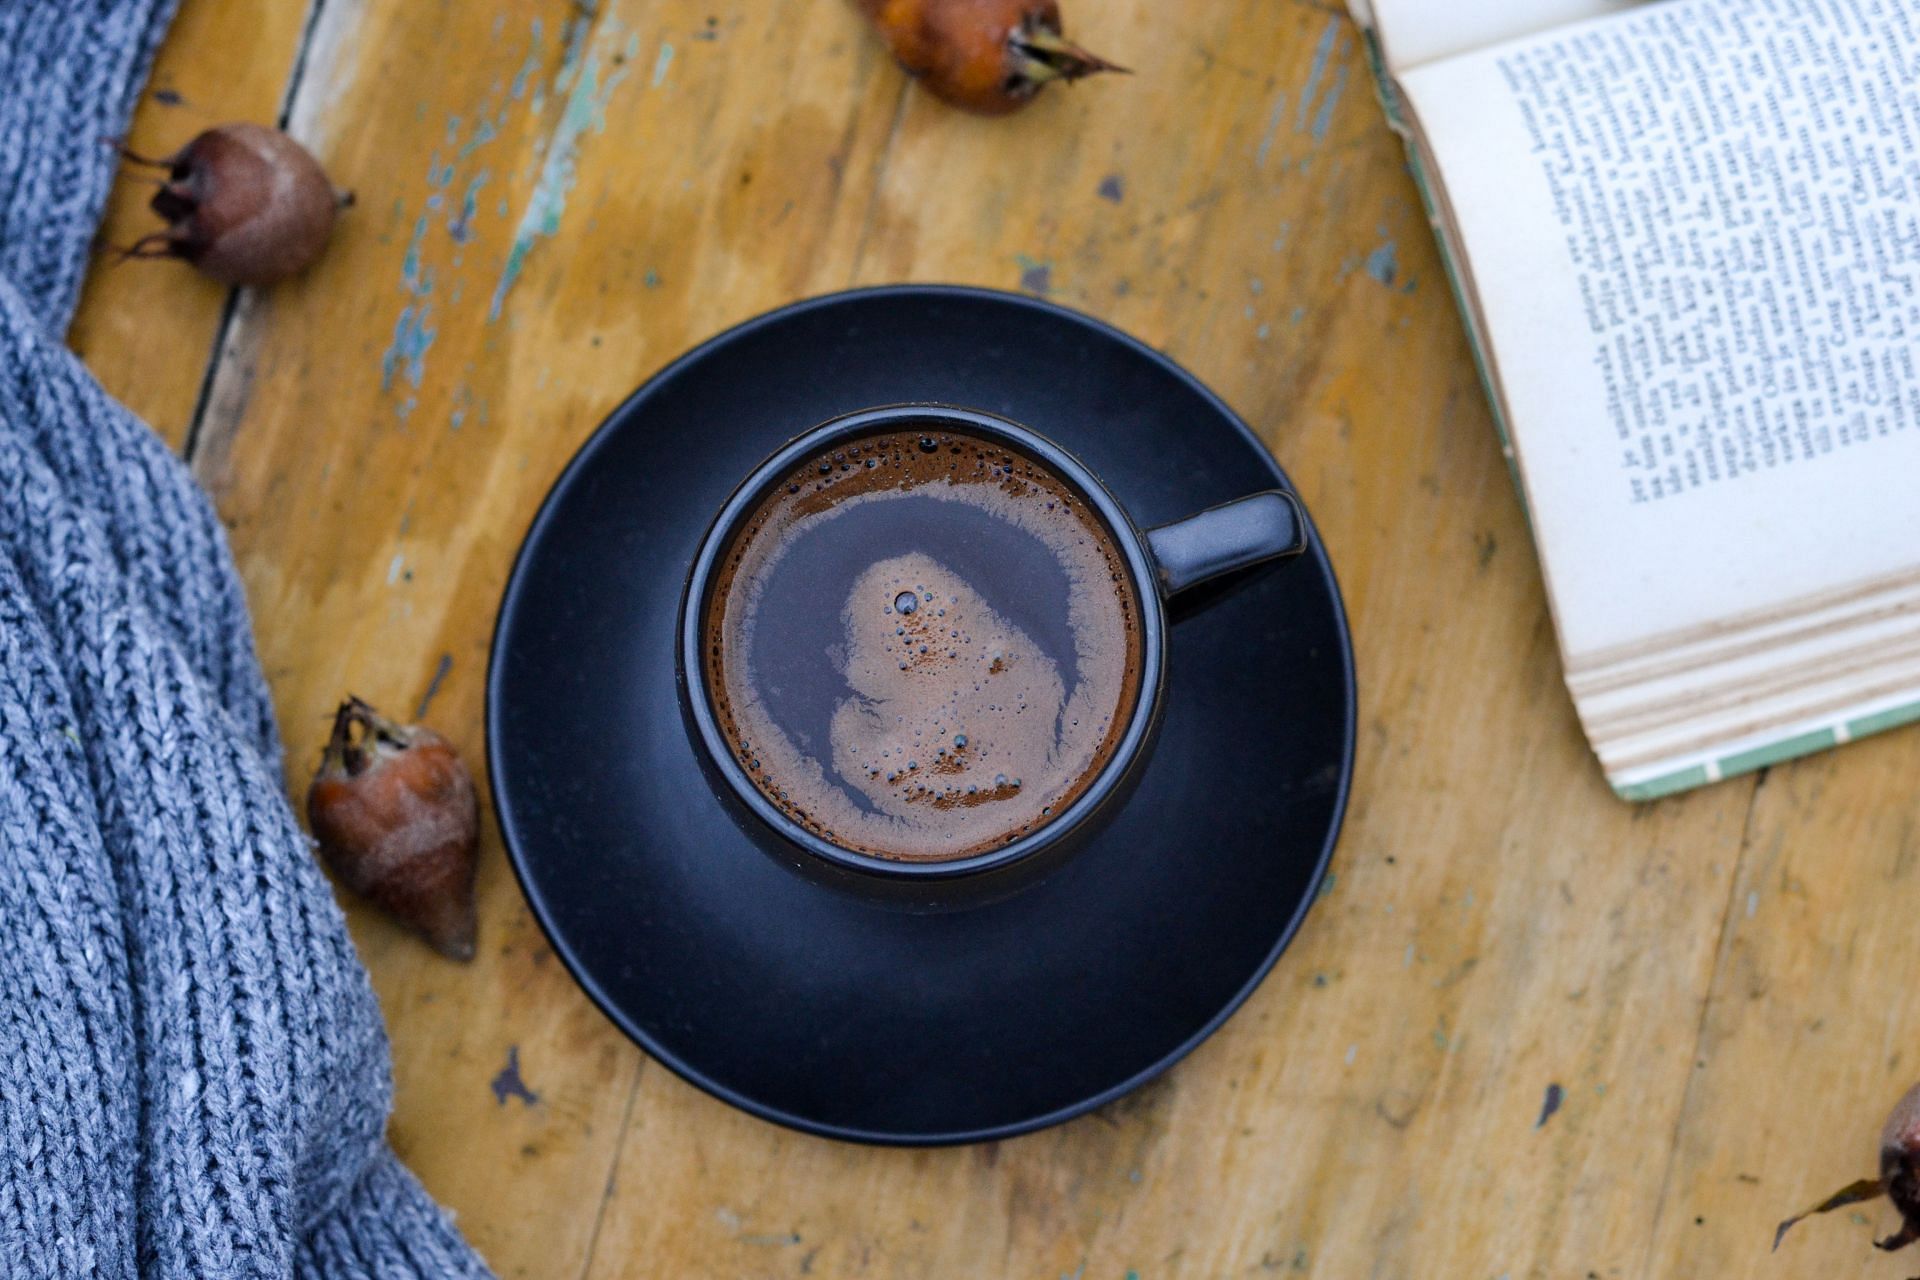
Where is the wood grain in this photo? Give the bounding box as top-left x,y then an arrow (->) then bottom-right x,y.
70,0 -> 1920,1277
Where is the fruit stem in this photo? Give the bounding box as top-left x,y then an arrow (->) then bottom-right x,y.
101,135 -> 171,169
1772,1176 -> 1886,1250
113,232 -> 178,264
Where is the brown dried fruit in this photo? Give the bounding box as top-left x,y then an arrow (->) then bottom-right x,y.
113,122 -> 348,285
307,697 -> 479,961
856,0 -> 1123,116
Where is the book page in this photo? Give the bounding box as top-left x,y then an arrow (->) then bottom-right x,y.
1398,0 -> 1920,660
1363,0 -> 1649,71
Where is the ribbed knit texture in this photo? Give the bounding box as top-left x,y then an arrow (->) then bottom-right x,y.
0,1 -> 493,1274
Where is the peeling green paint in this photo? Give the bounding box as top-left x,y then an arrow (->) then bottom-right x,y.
382,305 -> 436,392
489,16 -> 630,321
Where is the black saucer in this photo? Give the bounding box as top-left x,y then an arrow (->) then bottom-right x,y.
488,286 -> 1355,1144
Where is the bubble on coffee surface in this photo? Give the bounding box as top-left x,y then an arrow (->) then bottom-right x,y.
831,553 -> 1089,824
704,429 -> 1143,861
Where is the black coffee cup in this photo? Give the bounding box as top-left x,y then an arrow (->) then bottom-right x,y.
678,404 -> 1306,908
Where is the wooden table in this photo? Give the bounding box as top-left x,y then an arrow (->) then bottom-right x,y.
70,1 -> 1920,1275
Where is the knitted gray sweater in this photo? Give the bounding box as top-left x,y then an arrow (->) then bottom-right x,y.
0,1 -> 492,1273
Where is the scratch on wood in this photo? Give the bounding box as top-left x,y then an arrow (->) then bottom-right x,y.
1363,234 -> 1399,286
1016,254 -> 1053,295
1536,1082 -> 1565,1129
1296,18 -> 1347,145
1255,91 -> 1287,168
1434,954 -> 1479,988
416,652 -> 453,720
1376,1090 -> 1421,1129
510,18 -> 545,100
450,173 -> 489,243
380,66 -> 521,409
489,12 -> 631,321
381,301 -> 435,392
490,1044 -> 540,1106
715,1206 -> 801,1247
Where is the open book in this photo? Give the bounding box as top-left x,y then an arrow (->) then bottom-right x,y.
1351,0 -> 1920,799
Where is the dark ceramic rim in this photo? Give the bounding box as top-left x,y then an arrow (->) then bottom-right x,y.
487,284 -> 1357,1145
677,404 -> 1169,880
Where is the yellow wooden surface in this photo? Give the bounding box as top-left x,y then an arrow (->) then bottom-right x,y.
67,1 -> 1920,1276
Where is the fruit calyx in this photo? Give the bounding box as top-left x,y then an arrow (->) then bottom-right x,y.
320,695 -> 418,779
1008,13 -> 1125,93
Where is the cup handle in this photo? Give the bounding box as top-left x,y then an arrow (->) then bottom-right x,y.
1144,490 -> 1308,597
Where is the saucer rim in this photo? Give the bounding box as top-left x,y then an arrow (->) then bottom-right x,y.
486,283 -> 1357,1146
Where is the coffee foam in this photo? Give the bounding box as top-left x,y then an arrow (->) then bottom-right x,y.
704,430 -> 1143,861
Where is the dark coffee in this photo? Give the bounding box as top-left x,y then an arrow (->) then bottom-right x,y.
702,427 -> 1145,861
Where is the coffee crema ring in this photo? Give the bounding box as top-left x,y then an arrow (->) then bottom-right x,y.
703,429 -> 1145,862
